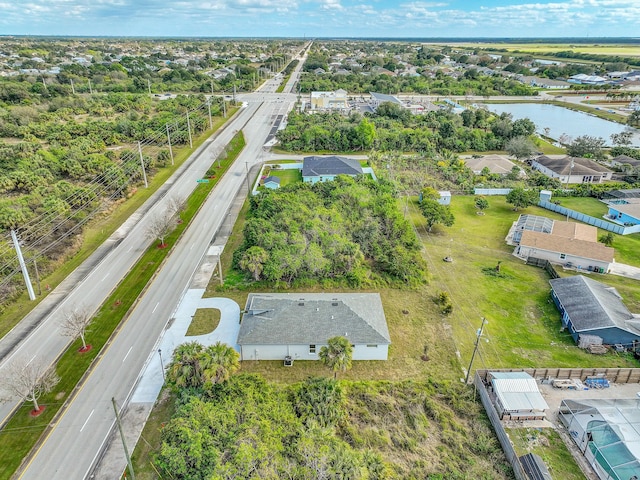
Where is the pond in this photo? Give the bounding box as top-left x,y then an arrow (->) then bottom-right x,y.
486,103 -> 640,147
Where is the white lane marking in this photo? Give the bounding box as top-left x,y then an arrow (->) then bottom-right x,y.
190,244 -> 194,250
27,355 -> 36,365
80,409 -> 94,432
101,271 -> 110,281
127,246 -> 133,252
152,302 -> 159,313
123,346 -> 133,363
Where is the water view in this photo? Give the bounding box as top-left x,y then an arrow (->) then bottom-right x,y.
486,102 -> 640,147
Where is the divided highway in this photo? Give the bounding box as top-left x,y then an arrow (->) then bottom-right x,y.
12,47 -> 309,479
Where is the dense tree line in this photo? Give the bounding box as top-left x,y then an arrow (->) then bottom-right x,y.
233,176 -> 427,287
155,374 -> 511,479
298,71 -> 537,96
277,105 -> 535,154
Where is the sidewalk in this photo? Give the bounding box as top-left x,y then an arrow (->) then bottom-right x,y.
89,164 -> 258,479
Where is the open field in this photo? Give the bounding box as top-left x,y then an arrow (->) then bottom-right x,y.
455,43 -> 640,57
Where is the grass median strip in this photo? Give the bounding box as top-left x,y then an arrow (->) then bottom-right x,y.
0,131 -> 246,480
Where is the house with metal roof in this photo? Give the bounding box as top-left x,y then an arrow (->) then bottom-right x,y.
237,293 -> 391,361
550,275 -> 640,348
302,155 -> 364,184
488,372 -> 549,420
531,155 -> 613,184
509,214 -> 614,272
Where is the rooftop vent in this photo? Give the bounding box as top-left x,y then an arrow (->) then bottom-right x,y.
298,302 -> 304,306
332,302 -> 339,306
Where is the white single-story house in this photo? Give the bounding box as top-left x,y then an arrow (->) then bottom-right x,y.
464,155 -> 518,175
489,372 -> 548,420
531,155 -> 613,184
302,156 -> 364,184
510,214 -> 614,272
262,176 -> 281,189
237,293 -> 391,361
550,275 -> 640,348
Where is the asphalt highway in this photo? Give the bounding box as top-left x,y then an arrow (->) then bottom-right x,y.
15,47 -> 308,479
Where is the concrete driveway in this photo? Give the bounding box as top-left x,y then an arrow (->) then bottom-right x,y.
131,289 -> 240,403
608,261 -> 640,281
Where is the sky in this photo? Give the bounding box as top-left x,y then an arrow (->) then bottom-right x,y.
1,0 -> 640,38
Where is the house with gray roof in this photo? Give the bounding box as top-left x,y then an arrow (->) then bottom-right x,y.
550,275 -> 640,348
369,92 -> 403,111
531,155 -> 613,184
237,293 -> 391,361
302,156 -> 363,184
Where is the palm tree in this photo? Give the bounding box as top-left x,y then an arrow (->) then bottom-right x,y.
201,341 -> 240,386
319,336 -> 353,379
166,341 -> 204,389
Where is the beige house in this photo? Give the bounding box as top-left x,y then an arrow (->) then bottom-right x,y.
510,215 -> 614,272
310,89 -> 348,111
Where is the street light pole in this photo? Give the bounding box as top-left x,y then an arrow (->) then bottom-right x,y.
465,317 -> 487,384
158,349 -> 165,381
245,161 -> 251,194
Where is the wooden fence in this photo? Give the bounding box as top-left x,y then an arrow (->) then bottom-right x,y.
526,257 -> 560,278
477,368 -> 640,384
474,372 -> 528,480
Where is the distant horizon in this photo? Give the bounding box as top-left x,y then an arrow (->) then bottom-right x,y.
2,0 -> 639,38
1,35 -> 639,43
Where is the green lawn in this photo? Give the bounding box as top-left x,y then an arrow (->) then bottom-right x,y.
506,427 -> 584,480
185,308 -> 221,336
268,168 -> 302,186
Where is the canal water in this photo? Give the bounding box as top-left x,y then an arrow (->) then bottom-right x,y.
486,103 -> 640,147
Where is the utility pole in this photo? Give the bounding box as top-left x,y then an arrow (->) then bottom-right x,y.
32,256 -> 41,296
70,78 -> 75,94
138,141 -> 148,188
147,78 -> 152,96
186,111 -> 193,148
112,397 -> 136,480
11,229 -> 36,301
88,79 -> 93,94
465,317 -> 487,384
207,100 -> 213,130
566,159 -> 574,222
166,124 -> 174,165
